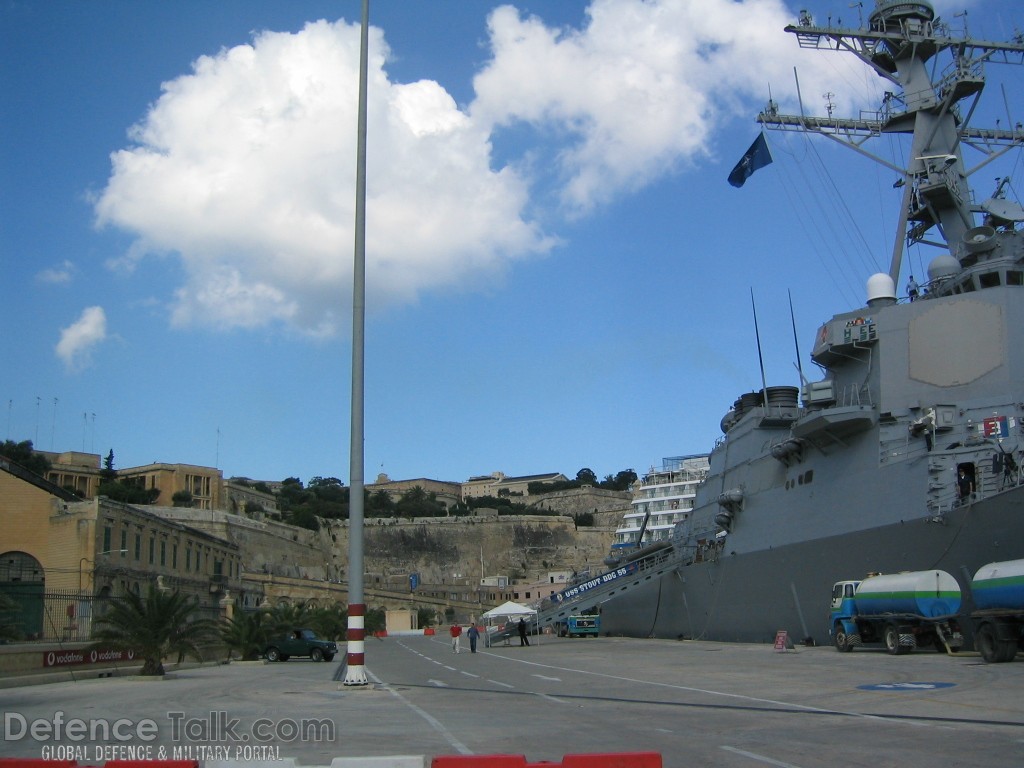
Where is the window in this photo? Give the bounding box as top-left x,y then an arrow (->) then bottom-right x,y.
120,529 -> 128,554
134,534 -> 141,560
979,271 -> 1001,288
186,548 -> 192,572
148,538 -> 155,564
172,544 -> 178,569
160,541 -> 166,566
103,526 -> 112,553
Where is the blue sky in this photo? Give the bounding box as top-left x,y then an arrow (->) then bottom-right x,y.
2,0 -> 1019,485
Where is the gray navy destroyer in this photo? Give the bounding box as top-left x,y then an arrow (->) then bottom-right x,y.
539,1 -> 1024,646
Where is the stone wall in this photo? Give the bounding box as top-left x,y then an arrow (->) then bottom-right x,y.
151,490 -> 625,597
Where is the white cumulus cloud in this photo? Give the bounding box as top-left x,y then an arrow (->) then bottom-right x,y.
56,306 -> 108,371
36,260 -> 77,284
95,18 -> 551,336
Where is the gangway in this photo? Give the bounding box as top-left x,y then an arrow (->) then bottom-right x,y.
534,544 -> 678,634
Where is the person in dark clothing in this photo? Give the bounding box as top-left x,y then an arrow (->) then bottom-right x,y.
956,467 -> 974,504
467,624 -> 480,653
517,618 -> 530,646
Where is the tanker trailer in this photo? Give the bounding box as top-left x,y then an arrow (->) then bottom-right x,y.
970,559 -> 1024,663
829,570 -> 963,655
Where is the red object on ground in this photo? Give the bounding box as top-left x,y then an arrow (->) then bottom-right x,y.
431,752 -> 662,767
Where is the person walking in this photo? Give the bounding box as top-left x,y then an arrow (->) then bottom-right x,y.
517,617 -> 530,647
467,623 -> 480,653
449,623 -> 463,653
448,626 -> 464,655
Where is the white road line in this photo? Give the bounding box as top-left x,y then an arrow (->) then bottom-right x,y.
480,650 -> 896,725
536,693 -> 567,705
721,745 -> 804,767
461,671 -> 480,678
487,679 -> 514,688
366,668 -> 471,755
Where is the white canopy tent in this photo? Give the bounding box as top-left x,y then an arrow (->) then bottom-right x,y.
480,601 -> 538,646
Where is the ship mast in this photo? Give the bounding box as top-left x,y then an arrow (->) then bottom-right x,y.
759,1 -> 1024,284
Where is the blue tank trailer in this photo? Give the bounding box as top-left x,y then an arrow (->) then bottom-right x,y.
829,561 -> 1024,661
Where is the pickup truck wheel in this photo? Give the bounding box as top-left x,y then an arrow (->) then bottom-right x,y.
310,648 -> 324,662
833,624 -> 852,652
323,653 -> 335,662
266,647 -> 281,662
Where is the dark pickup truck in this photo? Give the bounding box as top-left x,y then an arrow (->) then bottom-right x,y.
264,628 -> 338,662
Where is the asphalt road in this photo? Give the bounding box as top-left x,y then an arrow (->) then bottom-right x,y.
2,634 -> 1023,767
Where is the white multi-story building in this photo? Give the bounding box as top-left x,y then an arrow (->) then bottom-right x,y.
612,455 -> 709,551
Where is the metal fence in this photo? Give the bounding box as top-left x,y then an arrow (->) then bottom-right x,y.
0,586 -> 222,644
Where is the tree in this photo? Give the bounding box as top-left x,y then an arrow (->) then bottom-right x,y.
576,468 -> 598,485
101,449 -> 117,481
395,486 -> 445,518
602,469 -> 638,491
0,440 -> 51,477
367,489 -> 395,515
172,491 -> 194,507
90,585 -> 217,675
220,610 -> 267,661
0,592 -> 21,642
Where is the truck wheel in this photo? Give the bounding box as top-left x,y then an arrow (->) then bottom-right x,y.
883,624 -> 906,655
997,640 -> 1017,663
266,647 -> 281,662
976,624 -> 1000,663
310,648 -> 324,662
833,624 -> 852,652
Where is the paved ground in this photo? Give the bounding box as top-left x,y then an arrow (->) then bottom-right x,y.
1,634 -> 1022,767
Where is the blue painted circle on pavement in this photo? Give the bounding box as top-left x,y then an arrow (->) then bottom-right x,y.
858,682 -> 956,691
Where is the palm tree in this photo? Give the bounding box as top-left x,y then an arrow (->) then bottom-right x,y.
0,592 -> 21,642
219,610 -> 267,661
91,585 -> 216,675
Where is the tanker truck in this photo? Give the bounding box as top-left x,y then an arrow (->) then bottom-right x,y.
829,570 -> 964,655
970,559 -> 1024,663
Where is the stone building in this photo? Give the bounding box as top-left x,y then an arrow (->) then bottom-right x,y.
0,457 -> 242,640
367,474 -> 462,510
38,450 -> 225,510
461,471 -> 568,500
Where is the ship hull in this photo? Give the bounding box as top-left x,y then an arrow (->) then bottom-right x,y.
600,485 -> 1024,646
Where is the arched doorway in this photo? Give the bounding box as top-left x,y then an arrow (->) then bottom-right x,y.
0,551 -> 45,640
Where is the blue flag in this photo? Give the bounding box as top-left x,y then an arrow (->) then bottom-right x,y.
728,133 -> 773,188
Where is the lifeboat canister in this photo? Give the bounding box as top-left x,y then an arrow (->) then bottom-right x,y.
971,559 -> 1024,612
853,570 -> 962,617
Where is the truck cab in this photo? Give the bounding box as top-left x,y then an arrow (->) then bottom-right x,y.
830,580 -> 860,614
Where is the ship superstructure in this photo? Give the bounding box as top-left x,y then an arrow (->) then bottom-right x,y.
542,1 -> 1024,645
